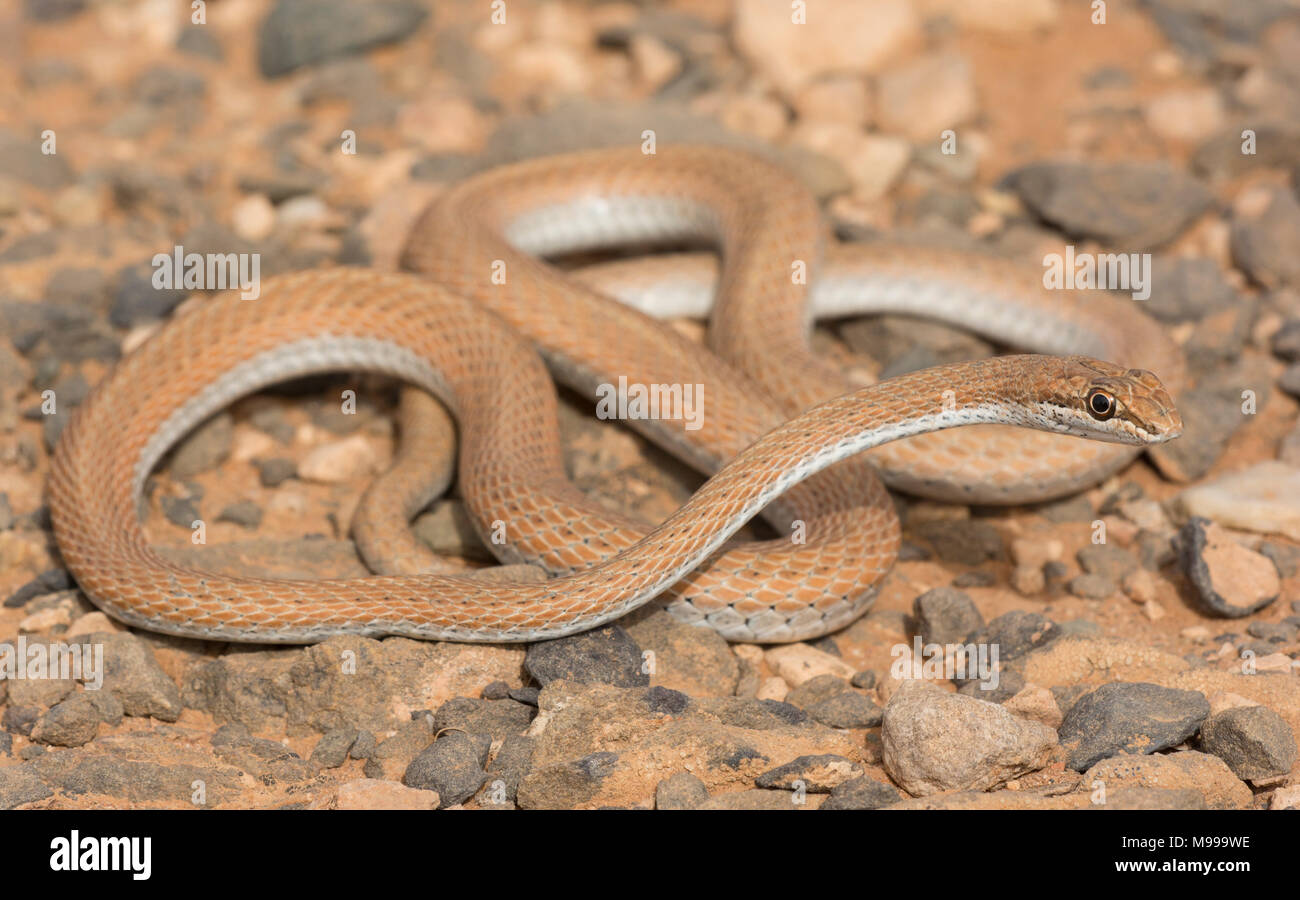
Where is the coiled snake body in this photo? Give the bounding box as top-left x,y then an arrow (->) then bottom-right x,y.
48,147 -> 1184,643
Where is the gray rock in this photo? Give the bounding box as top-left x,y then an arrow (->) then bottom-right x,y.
1232,187 -> 1300,288
0,765 -> 52,809
623,606 -> 738,696
971,610 -> 1058,661
1198,705 -> 1298,782
169,412 -> 233,478
1058,682 -> 1210,771
4,569 -> 74,608
133,65 -> 206,106
1006,160 -> 1212,248
955,665 -> 1023,703
217,500 -> 263,529
309,727 -> 359,768
23,0 -> 86,22
1077,544 -> 1139,580
256,457 -> 297,487
2,706 -> 40,736
363,719 -> 433,781
257,0 -> 429,78
432,697 -> 535,743
850,669 -> 877,690
45,267 -> 109,311
1272,318 -> 1300,363
807,691 -> 883,729
1092,787 -> 1207,810
0,233 -> 59,263
481,733 -> 535,807
1143,256 -> 1239,323
176,26 -> 224,61
1280,363 -> 1300,398
211,724 -> 316,783
1260,540 -> 1300,578
0,128 -> 73,190
755,754 -> 865,792
655,772 -> 710,810
783,673 -> 849,710
881,680 -> 1058,795
403,731 -> 488,808
1068,573 -> 1117,599
30,693 -> 102,747
820,775 -> 903,810
349,730 -> 376,760
92,631 -> 184,721
109,262 -> 189,328
524,625 -> 649,688
481,680 -> 511,700
515,751 -> 622,810
912,586 -> 984,644
910,519 -> 1003,566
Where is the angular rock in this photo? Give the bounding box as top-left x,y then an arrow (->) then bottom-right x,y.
755,754 -> 865,792
403,731 -> 489,808
1176,517 -> 1281,617
655,772 -> 710,810
1198,705 -> 1298,782
1058,682 -> 1210,771
881,680 -> 1059,795
525,625 -> 648,688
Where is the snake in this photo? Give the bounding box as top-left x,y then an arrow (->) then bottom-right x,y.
47,146 -> 1184,644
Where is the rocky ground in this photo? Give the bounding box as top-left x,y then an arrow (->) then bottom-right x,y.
1,0 -> 1299,810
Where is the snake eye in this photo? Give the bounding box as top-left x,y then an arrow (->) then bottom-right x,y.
1087,389 -> 1116,420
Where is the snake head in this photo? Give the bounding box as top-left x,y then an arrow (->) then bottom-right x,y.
1040,357 -> 1183,445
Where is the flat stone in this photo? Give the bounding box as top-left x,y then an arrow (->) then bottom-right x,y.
1057,682 -> 1210,771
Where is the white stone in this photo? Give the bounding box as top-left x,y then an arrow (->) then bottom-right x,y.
1177,462 -> 1300,541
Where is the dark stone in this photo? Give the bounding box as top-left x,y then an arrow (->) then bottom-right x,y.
257,0 -> 430,78
806,691 -> 883,729
481,733 -> 534,807
109,263 -> 189,328
217,500 -> 263,529
524,625 -> 649,688
911,519 -> 1004,566
432,697 -> 534,743
1005,160 -> 1211,248
755,754 -> 864,792
403,731 -> 490,808
655,772 -> 709,810
912,586 -> 984,644
309,727 -> 359,768
1198,705 -> 1298,782
642,685 -> 689,715
481,680 -> 511,700
256,457 -> 297,487
1058,682 -> 1211,771
1231,188 -> 1300,289
160,495 -> 199,529
1077,544 -> 1139,580
970,610 -> 1059,661
820,775 -> 904,810
5,568 -> 73,607
1143,256 -> 1239,323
